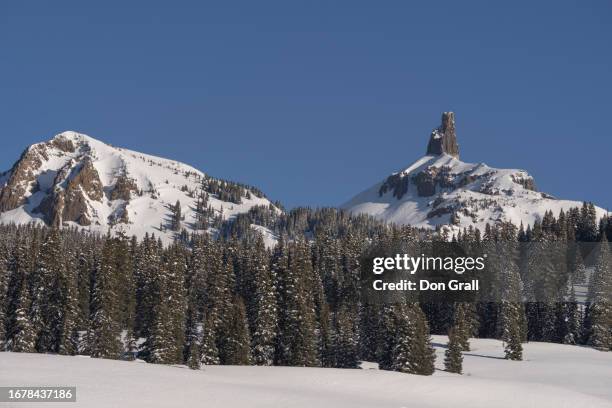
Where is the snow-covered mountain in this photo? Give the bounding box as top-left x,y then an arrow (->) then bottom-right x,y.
342,112 -> 607,231
0,131 -> 277,242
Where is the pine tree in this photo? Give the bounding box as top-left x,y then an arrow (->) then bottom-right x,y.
200,313 -> 220,365
453,303 -> 472,351
585,234 -> 612,350
444,327 -> 463,374
500,252 -> 524,361
90,237 -> 122,359
330,305 -> 359,368
115,232 -> 137,356
146,246 -> 187,364
134,234 -> 162,340
31,229 -> 65,352
8,275 -> 36,353
0,247 -> 8,349
187,341 -> 201,370
384,303 -> 436,376
165,245 -> 187,363
57,256 -> 80,356
387,305 -> 414,374
410,304 -> 436,375
565,285 -> 581,345
171,200 -> 182,232
250,237 -> 278,366
358,302 -> 380,362
275,239 -> 319,366
221,297 -> 251,365
148,298 -> 173,364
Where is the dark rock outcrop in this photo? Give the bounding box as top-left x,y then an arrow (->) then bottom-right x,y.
412,165 -> 454,197
50,136 -> 76,153
426,112 -> 460,158
35,157 -> 103,227
379,173 -> 410,199
67,158 -> 104,202
0,147 -> 45,211
110,174 -> 138,201
511,174 -> 537,191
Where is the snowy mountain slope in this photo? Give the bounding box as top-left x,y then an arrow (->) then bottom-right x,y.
0,131 -> 278,243
2,338 -> 611,408
342,113 -> 607,231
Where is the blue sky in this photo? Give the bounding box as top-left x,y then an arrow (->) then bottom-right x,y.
1,1 -> 611,210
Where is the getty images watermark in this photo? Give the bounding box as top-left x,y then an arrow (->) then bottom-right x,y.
360,241 -> 612,304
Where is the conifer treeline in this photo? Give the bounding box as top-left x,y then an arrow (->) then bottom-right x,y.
0,202 -> 610,376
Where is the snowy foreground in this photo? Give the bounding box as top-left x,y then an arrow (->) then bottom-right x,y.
1,337 -> 611,408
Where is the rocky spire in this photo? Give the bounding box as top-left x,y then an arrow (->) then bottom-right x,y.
426,112 -> 460,159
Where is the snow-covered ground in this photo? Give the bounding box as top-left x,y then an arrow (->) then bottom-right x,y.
1,337 -> 611,408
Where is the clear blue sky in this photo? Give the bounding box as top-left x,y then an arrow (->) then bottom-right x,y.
1,1 -> 611,210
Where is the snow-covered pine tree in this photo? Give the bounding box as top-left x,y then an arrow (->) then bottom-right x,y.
500,250 -> 524,361
410,304 -> 436,375
134,234 -> 162,341
200,312 -> 220,365
251,236 -> 278,366
330,305 -> 359,368
578,202 -> 599,242
384,303 -> 435,376
206,244 -> 235,364
146,245 -> 187,364
453,303 -> 471,351
31,228 -> 65,352
57,249 -> 80,356
171,200 -> 182,232
0,244 -> 8,349
164,244 -> 187,363
444,327 -> 463,374
560,280 -> 581,345
275,239 -> 319,367
358,302 -> 380,362
90,236 -> 122,359
571,244 -> 587,284
387,304 -> 413,374
147,298 -> 172,364
585,234 -> 612,350
222,296 -> 251,365
8,275 -> 36,352
115,232 -> 137,357
187,340 -> 201,370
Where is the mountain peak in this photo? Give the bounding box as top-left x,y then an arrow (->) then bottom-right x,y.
426,112 -> 460,159
0,132 -> 277,243
343,112 -> 606,232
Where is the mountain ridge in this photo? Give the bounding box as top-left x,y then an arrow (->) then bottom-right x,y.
0,131 -> 277,243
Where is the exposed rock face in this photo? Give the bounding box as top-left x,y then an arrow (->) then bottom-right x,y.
412,165 -> 454,197
378,173 -> 409,199
379,165 -> 455,199
426,112 -> 460,158
110,174 -> 138,201
50,136 -> 76,153
35,156 -> 103,227
0,147 -> 44,211
67,158 -> 104,202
